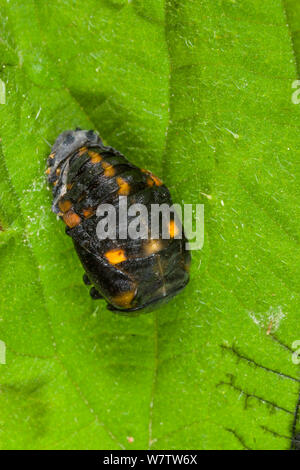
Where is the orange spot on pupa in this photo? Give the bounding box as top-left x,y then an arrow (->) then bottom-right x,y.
151,174 -> 163,186
78,146 -> 88,156
102,162 -> 115,177
67,183 -> 73,190
112,290 -> 136,308
147,177 -> 154,187
62,210 -> 81,228
144,239 -> 163,255
83,207 -> 95,218
56,168 -> 61,175
49,153 -> 55,159
45,168 -> 51,175
142,168 -> 163,186
116,177 -> 130,195
53,180 -> 58,186
88,150 -> 102,164
104,248 -> 127,265
58,199 -> 72,213
169,220 -> 179,238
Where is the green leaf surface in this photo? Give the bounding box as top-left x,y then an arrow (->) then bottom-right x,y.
0,0 -> 299,450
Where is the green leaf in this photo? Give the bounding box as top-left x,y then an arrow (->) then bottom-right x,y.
0,0 -> 299,450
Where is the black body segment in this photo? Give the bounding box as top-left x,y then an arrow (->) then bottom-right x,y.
46,129 -> 190,313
